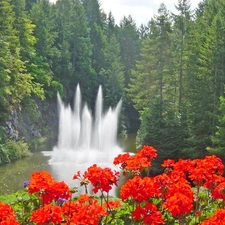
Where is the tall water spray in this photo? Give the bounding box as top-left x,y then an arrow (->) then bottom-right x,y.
42,85 -> 123,195
46,85 -> 123,188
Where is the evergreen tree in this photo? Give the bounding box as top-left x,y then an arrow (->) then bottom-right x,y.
128,4 -> 187,167
29,0 -> 61,97
137,99 -> 187,174
99,34 -> 124,108
207,94 -> 225,158
129,4 -> 173,113
118,15 -> 141,133
25,0 -> 37,11
0,40 -> 11,124
119,16 -> 140,88
0,0 -> 44,105
53,0 -> 94,102
173,0 -> 192,110
183,0 -> 225,157
82,0 -> 106,95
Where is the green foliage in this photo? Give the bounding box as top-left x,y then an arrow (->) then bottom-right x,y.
118,16 -> 140,88
0,190 -> 39,224
207,95 -> 225,157
129,3 -> 173,114
2,0 -> 225,166
102,200 -> 133,224
0,140 -> 30,165
100,34 -> 125,108
136,100 -> 187,174
48,80 -> 64,98
82,0 -> 106,76
29,137 -> 47,152
21,98 -> 40,123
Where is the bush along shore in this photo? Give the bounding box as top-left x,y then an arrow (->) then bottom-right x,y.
0,139 -> 31,166
1,145 -> 225,224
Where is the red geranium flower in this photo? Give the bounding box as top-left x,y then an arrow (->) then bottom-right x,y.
136,145 -> 157,161
200,209 -> 225,224
0,202 -> 19,225
113,145 -> 157,174
113,152 -> 130,169
120,176 -> 158,202
103,200 -> 121,211
212,181 -> 225,201
30,204 -> 63,225
62,194 -> 107,225
163,192 -> 193,218
28,170 -> 71,204
161,159 -> 175,168
84,164 -> 120,193
132,203 -> 164,225
28,170 -> 55,194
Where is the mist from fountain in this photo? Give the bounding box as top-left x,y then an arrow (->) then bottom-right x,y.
43,85 -> 123,195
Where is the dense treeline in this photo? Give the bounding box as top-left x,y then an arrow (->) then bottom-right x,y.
0,0 -> 225,171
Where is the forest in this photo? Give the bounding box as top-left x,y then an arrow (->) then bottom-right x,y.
0,0 -> 225,173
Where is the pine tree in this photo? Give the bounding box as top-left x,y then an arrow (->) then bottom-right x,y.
128,4 -> 187,168
99,34 -> 124,108
0,0 -> 44,105
173,0 -> 192,110
52,0 -> 94,103
207,95 -> 225,158
183,0 -> 225,157
129,4 -> 173,113
118,15 -> 141,133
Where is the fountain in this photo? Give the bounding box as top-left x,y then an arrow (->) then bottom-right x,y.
43,85 -> 123,195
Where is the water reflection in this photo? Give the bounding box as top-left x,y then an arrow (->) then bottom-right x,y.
0,152 -> 52,194
0,135 -> 137,195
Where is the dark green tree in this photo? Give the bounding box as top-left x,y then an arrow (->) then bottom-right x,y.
129,4 -> 173,113
53,0 -> 95,102
29,0 -> 61,97
137,99 -> 187,174
99,34 -> 124,108
173,0 -> 192,109
118,15 -> 141,133
25,0 -> 37,11
82,0 -> 106,94
0,0 -> 44,105
183,0 -> 225,157
207,94 -> 225,158
129,4 -> 187,165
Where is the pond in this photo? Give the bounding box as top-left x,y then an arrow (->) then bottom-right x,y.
0,152 -> 52,195
0,135 -> 137,195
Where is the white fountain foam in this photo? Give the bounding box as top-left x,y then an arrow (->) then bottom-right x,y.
43,85 -> 123,196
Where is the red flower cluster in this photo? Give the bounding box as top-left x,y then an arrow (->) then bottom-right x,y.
30,194 -> 107,225
120,164 -> 194,221
2,145 -> 225,224
120,176 -> 158,202
30,204 -> 63,225
118,148 -> 225,222
103,200 -> 121,210
201,209 -> 225,224
83,164 -> 120,193
28,170 -> 71,204
163,192 -> 193,218
114,145 -> 157,174
0,202 -> 19,225
62,194 -> 107,225
132,203 -> 165,225
161,176 -> 194,218
164,155 -> 224,190
212,180 -> 225,201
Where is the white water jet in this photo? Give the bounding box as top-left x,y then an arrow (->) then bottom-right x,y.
43,85 -> 123,195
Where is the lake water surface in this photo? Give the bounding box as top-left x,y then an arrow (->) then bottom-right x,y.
0,135 -> 137,195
